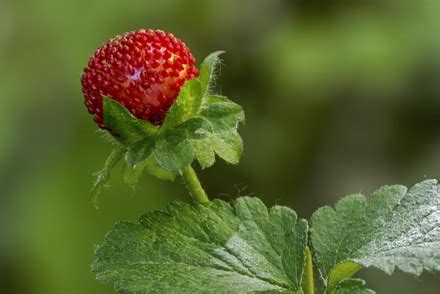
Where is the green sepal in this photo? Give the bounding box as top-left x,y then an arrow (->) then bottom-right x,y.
198,51 -> 224,95
192,95 -> 245,168
90,147 -> 125,209
153,130 -> 195,174
142,156 -> 176,181
93,52 -> 244,204
161,79 -> 202,131
121,160 -> 147,191
103,97 -> 157,144
125,138 -> 156,168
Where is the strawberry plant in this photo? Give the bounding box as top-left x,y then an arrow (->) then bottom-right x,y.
82,29 -> 440,293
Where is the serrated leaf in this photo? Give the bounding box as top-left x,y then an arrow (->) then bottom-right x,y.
161,79 -> 202,131
192,139 -> 216,169
154,130 -> 194,173
198,51 -> 224,96
334,279 -> 375,294
90,147 -> 124,209
103,97 -> 157,143
92,197 -> 308,294
193,95 -> 245,168
210,129 -> 243,164
202,95 -> 245,126
310,179 -> 440,293
176,117 -> 212,140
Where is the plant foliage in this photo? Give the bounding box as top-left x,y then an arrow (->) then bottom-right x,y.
93,197 -> 308,293
90,52 -> 244,207
93,180 -> 440,293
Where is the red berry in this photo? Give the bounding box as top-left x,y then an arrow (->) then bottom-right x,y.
81,29 -> 199,129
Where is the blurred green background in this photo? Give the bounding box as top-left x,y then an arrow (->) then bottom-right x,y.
1,0 -> 440,293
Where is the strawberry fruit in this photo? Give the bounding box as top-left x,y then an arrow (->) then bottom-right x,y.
81,29 -> 198,129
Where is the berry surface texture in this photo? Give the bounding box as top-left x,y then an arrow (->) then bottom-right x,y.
81,29 -> 198,129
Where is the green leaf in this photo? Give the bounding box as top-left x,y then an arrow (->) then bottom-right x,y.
161,79 -> 202,131
334,279 -> 375,294
192,139 -> 216,169
93,53 -> 245,199
198,51 -> 224,96
103,97 -> 157,143
125,138 -> 156,168
96,129 -> 122,147
90,147 -> 124,209
193,95 -> 245,168
310,179 -> 440,293
154,130 -> 194,173
92,197 -> 308,294
176,117 -> 212,140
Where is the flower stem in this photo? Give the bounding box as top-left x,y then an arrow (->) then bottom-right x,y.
301,247 -> 315,294
181,165 -> 209,204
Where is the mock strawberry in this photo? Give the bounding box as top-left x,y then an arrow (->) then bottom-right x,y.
81,29 -> 198,129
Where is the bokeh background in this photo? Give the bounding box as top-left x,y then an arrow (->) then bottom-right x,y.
1,0 -> 440,293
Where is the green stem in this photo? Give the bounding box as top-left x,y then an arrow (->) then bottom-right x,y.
181,165 -> 209,204
301,247 -> 315,294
